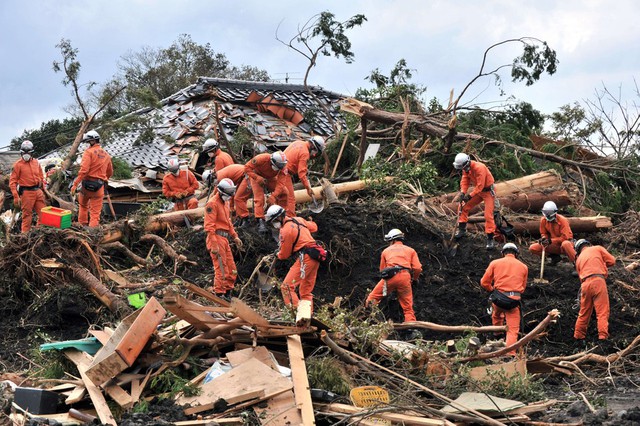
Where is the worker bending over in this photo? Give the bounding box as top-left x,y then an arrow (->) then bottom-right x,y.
202,138 -> 233,172
480,243 -> 528,356
452,153 -> 496,249
573,239 -> 616,341
366,229 -> 422,323
283,136 -> 325,216
9,140 -> 47,233
162,158 -> 199,211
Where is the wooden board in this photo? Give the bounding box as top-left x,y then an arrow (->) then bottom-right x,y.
295,300 -> 312,328
254,390 -> 303,426
65,385 -> 87,404
163,292 -> 220,331
287,335 -> 315,426
468,359 -> 526,380
177,357 -> 292,412
226,346 -> 278,370
89,329 -> 114,345
317,403 -> 449,426
441,392 -> 525,414
230,297 -> 270,327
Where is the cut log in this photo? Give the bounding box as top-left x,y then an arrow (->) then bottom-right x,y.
438,188 -> 576,215
67,266 -> 128,313
469,216 -> 612,235
395,321 -> 506,333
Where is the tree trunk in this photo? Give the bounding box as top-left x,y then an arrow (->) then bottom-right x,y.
438,188 -> 576,215
67,265 -> 128,313
469,215 -> 612,235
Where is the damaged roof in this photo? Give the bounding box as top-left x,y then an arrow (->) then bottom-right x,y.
42,77 -> 345,170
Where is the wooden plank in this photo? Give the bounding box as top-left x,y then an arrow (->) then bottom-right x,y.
63,350 -> 117,426
104,383 -> 133,409
164,292 -> 218,331
177,357 -> 292,413
224,388 -> 265,405
84,351 -> 130,387
64,385 -> 87,404
254,390 -> 302,426
183,281 -> 231,307
318,403 -> 448,426
226,346 -> 278,370
230,298 -> 270,327
115,297 -> 166,366
295,300 -> 312,328
173,418 -> 244,425
468,359 -> 527,381
88,330 -> 113,345
287,335 -> 315,426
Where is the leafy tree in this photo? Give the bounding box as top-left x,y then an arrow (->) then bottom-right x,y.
10,117 -> 83,157
118,34 -> 269,105
276,11 -> 367,132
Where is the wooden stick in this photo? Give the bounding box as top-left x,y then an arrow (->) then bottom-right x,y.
331,133 -> 350,178
394,322 -> 507,333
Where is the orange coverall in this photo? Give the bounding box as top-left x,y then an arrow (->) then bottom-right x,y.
574,245 -> 616,340
277,217 -> 319,311
162,169 -> 199,211
284,140 -> 313,216
235,154 -> 289,219
72,144 -> 113,227
366,241 -> 422,322
459,161 -> 496,234
480,254 -> 528,355
215,164 -> 246,213
528,214 -> 577,261
9,158 -> 46,233
213,150 -> 234,172
204,192 -> 239,294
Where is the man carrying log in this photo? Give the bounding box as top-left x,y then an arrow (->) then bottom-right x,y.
235,152 -> 290,233
265,204 -> 325,314
528,201 -> 577,264
162,158 -> 199,211
366,229 -> 422,324
452,153 -> 496,250
480,243 -> 528,357
205,178 -> 243,298
202,138 -> 234,172
573,239 -> 616,341
9,140 -> 47,233
70,130 -> 113,228
283,136 -> 325,216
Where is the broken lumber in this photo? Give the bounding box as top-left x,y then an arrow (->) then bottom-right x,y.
395,321 -> 507,333
317,403 -> 449,426
287,335 -> 315,425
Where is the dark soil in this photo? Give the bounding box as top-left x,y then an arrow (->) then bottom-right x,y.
0,198 -> 638,425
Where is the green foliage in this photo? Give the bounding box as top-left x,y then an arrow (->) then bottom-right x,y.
442,368 -> 545,403
361,157 -> 438,195
590,172 -> 627,213
309,12 -> 368,64
230,126 -> 253,159
132,399 -> 150,413
307,356 -> 353,396
149,369 -> 201,398
111,157 -> 133,179
53,38 -> 84,88
10,117 -> 83,156
324,131 -> 359,176
511,39 -> 558,86
315,304 -> 392,353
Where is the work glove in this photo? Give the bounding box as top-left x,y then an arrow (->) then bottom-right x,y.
461,193 -> 471,203
13,198 -> 21,209
210,247 -> 219,255
306,187 -> 314,197
70,186 -> 77,196
233,237 -> 243,249
540,237 -> 550,247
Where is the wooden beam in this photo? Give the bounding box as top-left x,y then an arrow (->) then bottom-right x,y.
287,335 -> 315,426
317,403 -> 449,426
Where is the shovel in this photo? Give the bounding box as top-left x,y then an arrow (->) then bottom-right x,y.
310,195 -> 324,214
534,246 -> 549,284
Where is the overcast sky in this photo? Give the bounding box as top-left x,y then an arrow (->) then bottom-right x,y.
1,0 -> 638,148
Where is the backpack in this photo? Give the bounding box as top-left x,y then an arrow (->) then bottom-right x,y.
494,212 -> 515,242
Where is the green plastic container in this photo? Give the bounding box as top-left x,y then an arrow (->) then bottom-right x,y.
128,292 -> 147,308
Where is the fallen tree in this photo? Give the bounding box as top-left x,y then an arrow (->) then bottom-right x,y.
468,215 -> 612,235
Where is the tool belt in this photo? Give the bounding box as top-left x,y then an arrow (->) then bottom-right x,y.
488,290 -> 521,310
380,265 -> 410,280
581,273 -> 606,283
82,179 -> 104,192
482,184 -> 496,197
301,242 -> 327,262
17,184 -> 41,195
216,230 -> 231,239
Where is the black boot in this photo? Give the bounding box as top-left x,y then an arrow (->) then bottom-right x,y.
257,218 -> 268,234
454,223 -> 467,239
549,254 -> 561,265
235,216 -> 250,228
486,234 -> 496,250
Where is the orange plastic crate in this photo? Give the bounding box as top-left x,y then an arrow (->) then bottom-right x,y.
41,206 -> 72,229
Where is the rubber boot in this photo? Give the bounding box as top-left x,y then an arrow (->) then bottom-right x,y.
257,218 -> 268,234
454,223 -> 467,239
486,234 -> 496,250
235,216 -> 249,228
549,254 -> 561,265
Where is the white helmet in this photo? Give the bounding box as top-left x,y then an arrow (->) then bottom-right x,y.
83,130 -> 100,144
501,243 -> 519,257
217,178 -> 236,197
453,153 -> 471,170
270,151 -> 287,170
541,201 -> 558,221
202,138 -> 219,153
265,205 -> 286,223
310,135 -> 326,153
384,228 -> 405,242
20,140 -> 34,152
574,239 -> 591,254
167,158 -> 180,175
202,169 -> 214,187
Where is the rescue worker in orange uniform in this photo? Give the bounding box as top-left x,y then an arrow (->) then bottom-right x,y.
203,138 -> 233,172
265,205 -> 325,313
71,130 -> 113,228
573,239 -> 616,341
366,229 -> 422,323
283,136 -> 325,216
528,201 -> 577,264
453,153 -> 497,249
9,140 -> 47,233
162,158 -> 199,211
235,152 -> 289,233
480,243 -> 528,356
204,178 -> 243,298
